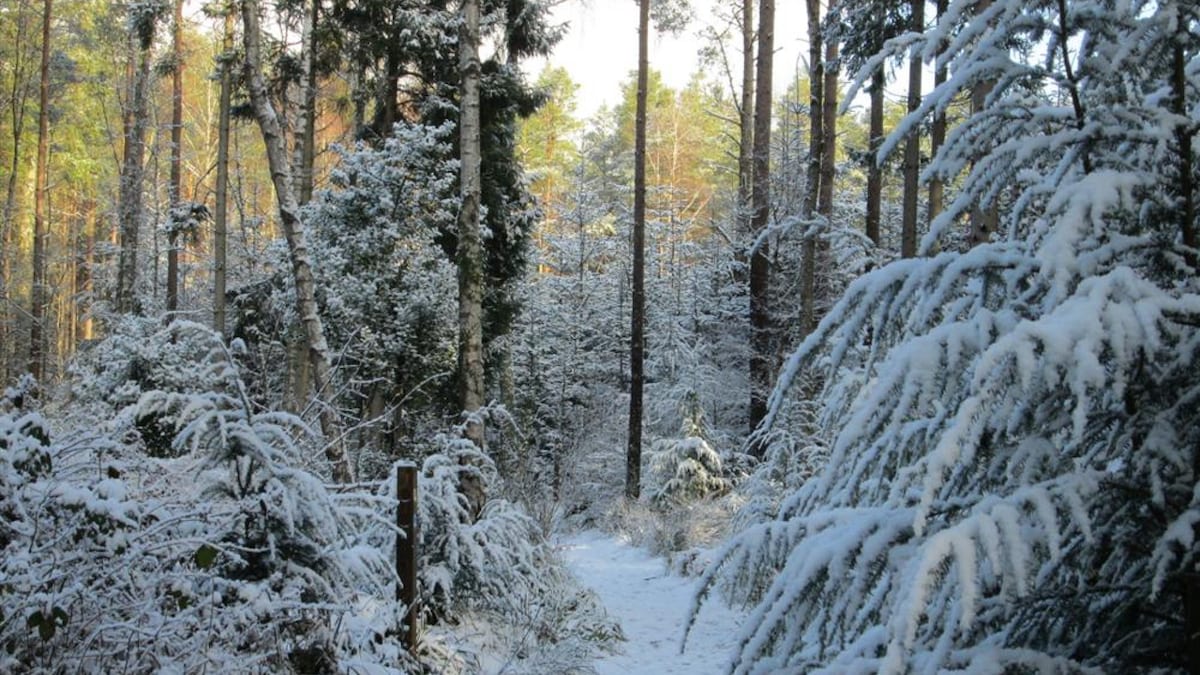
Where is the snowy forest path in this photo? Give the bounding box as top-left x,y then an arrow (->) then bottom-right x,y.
557,531 -> 745,675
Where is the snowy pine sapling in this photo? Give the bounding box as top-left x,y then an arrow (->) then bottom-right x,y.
649,391 -> 730,505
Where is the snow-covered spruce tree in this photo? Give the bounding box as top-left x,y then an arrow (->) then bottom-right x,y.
305,121 -> 460,467
649,391 -> 730,505
690,1 -> 1200,673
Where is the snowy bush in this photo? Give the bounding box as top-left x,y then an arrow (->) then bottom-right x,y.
416,427 -> 552,622
691,2 -> 1200,673
411,418 -> 620,671
0,325 -> 407,673
64,318 -> 238,456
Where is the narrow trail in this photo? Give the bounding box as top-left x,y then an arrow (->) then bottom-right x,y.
557,531 -> 745,675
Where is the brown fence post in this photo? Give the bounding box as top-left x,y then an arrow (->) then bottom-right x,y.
395,461 -> 419,652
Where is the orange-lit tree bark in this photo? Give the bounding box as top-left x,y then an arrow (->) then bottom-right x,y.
213,5 -> 232,335
798,0 -> 822,346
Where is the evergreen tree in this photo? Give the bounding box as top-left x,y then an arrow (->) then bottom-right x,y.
693,1 -> 1200,671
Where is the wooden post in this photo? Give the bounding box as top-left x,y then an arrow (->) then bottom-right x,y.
395,462 -> 419,652
1185,572 -> 1200,675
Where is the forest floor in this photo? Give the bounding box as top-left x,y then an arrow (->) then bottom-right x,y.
556,531 -> 745,675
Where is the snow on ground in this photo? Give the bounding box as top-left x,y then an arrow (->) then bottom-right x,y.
557,531 -> 745,675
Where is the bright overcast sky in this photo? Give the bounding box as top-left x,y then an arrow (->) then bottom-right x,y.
524,0 -> 809,119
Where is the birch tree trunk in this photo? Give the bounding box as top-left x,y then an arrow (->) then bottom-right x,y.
458,0 -> 485,448
241,0 -> 353,484
292,0 -> 317,206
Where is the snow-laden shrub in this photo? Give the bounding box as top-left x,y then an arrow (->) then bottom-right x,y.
410,417 -> 621,671
690,1 -> 1200,673
0,325 -> 407,673
63,318 -> 239,456
417,428 -> 552,623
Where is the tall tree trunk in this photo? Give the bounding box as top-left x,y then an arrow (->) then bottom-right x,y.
458,0 -> 486,445
1174,6 -> 1196,264
30,0 -> 52,381
968,77 -> 997,246
241,0 -> 353,484
214,7 -> 233,335
76,199 -> 94,343
627,0 -> 650,499
166,0 -> 183,317
737,0 -> 754,239
818,37 -> 838,217
798,0 -> 823,345
2,0 -> 36,385
866,69 -> 884,246
117,16 -> 155,315
293,0 -> 318,206
901,0 -> 924,258
747,0 -> 775,437
927,0 -> 947,226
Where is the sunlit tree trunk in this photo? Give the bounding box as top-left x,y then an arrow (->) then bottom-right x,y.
117,11 -> 156,315
241,0 -> 352,484
866,69 -> 884,246
798,0 -> 822,347
166,0 -> 183,318
627,0 -> 649,499
747,0 -> 775,437
2,0 -> 37,384
214,7 -> 233,335
75,198 -> 94,343
901,0 -> 924,258
30,0 -> 51,381
927,0 -> 947,226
